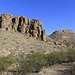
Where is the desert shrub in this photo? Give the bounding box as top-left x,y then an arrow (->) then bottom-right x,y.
56,51 -> 67,63
66,49 -> 75,62
7,49 -> 75,74
46,52 -> 57,65
15,52 -> 47,74
0,56 -> 17,74
71,63 -> 75,75
46,51 -> 66,65
0,57 -> 10,71
1,49 -> 75,75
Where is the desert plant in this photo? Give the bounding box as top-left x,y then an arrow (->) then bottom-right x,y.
18,52 -> 47,74
46,51 -> 66,65
0,49 -> 75,75
66,49 -> 75,62
71,63 -> 75,75
11,52 -> 47,74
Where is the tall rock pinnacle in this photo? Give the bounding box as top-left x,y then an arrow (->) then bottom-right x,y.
0,13 -> 46,41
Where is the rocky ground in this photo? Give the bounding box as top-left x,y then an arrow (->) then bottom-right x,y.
26,63 -> 72,75
0,30 -> 68,57
49,30 -> 75,47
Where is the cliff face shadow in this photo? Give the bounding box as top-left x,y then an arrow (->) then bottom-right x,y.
12,18 -> 15,23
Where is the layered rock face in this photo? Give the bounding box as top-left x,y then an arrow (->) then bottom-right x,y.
0,13 -> 46,41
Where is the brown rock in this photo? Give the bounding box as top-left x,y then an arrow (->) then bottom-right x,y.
33,30 -> 37,38
18,16 -> 24,32
39,21 -> 42,25
1,13 -> 14,30
0,13 -> 46,41
12,16 -> 20,31
42,30 -> 46,41
24,16 -> 28,24
33,22 -> 38,30
54,30 -> 73,33
49,30 -> 75,47
20,23 -> 26,33
29,19 -> 46,41
21,16 -> 24,25
38,26 -> 41,36
26,28 -> 29,33
0,16 -> 1,28
28,19 -> 31,25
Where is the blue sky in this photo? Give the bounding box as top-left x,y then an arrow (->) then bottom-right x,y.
0,0 -> 75,35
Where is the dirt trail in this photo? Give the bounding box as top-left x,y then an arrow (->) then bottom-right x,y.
27,63 -> 71,75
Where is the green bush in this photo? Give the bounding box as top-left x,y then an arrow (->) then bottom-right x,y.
0,56 -> 17,74
46,51 -> 66,65
66,49 -> 75,62
16,52 -> 47,74
71,63 -> 75,75
0,57 -> 10,71
0,49 -> 75,75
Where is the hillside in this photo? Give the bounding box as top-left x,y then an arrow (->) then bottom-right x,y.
49,30 -> 75,48
0,30 -> 68,57
0,13 -> 75,75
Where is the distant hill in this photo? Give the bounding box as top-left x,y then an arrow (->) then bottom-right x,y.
49,30 -> 75,48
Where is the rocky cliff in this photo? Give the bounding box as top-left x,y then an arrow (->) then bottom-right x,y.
0,13 -> 46,41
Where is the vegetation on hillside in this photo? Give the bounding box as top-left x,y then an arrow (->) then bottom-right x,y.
0,49 -> 75,75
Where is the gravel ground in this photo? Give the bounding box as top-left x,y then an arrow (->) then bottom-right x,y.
27,63 -> 71,75
0,30 -> 67,57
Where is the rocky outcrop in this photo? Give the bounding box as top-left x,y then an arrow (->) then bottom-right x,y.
53,30 -> 73,34
0,13 -> 46,41
49,30 -> 75,48
0,13 -> 14,30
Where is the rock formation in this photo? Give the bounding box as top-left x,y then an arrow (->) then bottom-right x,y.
0,13 -> 46,41
49,30 -> 75,48
0,13 -> 14,30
